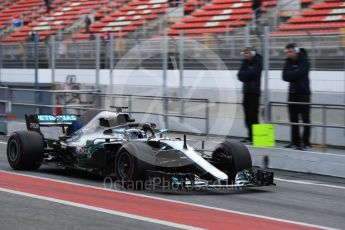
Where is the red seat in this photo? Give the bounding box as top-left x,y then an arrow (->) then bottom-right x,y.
273,0 -> 345,35
168,27 -> 234,35
192,8 -> 252,17
129,0 -> 167,6
168,0 -> 255,36
11,32 -> 29,37
1,37 -> 26,43
301,9 -> 332,16
270,29 -> 340,36
182,14 -> 252,23
120,3 -> 168,11
278,21 -> 345,30
84,0 -> 169,38
289,15 -> 345,23
312,2 -> 345,10
90,25 -> 138,33
301,0 -> 312,4
172,20 -> 245,29
203,2 -> 252,11
72,34 -> 92,40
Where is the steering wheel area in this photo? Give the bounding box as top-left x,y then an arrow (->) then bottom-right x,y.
142,124 -> 155,139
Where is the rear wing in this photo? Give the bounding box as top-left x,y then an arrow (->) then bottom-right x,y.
37,114 -> 78,125
25,114 -> 78,134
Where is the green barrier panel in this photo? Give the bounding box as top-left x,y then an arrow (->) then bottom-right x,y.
252,124 -> 275,147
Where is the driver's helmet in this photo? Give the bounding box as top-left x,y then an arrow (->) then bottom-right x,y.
126,128 -> 139,140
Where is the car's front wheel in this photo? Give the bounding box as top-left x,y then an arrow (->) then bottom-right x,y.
212,140 -> 252,182
114,143 -> 154,189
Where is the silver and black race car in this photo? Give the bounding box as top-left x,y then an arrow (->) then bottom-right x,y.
7,110 -> 274,190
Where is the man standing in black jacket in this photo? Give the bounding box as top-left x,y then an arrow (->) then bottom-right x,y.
283,43 -> 311,150
237,47 -> 262,143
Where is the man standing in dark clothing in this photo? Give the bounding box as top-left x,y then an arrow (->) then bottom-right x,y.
237,47 -> 262,143
84,16 -> 92,33
282,43 -> 311,150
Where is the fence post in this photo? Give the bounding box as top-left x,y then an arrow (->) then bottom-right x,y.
51,35 -> 55,83
34,33 -> 40,114
95,34 -> 101,108
244,26 -> 250,47
136,37 -> 142,68
5,87 -> 12,116
109,33 -> 115,106
322,105 -> 327,152
343,47 -> 345,136
128,95 -> 132,115
263,26 -> 270,123
179,30 -> 184,122
230,36 -> 235,57
76,42 -> 80,69
273,0 -> 280,28
162,28 -> 168,129
50,35 -> 56,114
205,99 -> 209,134
310,34 -> 316,70
0,42 -> 2,84
23,42 -> 27,68
201,140 -> 205,157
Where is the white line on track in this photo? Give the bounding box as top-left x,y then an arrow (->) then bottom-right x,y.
275,177 -> 345,190
0,187 -> 204,230
0,170 -> 339,230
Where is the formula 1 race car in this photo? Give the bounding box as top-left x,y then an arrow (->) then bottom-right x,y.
7,110 -> 274,190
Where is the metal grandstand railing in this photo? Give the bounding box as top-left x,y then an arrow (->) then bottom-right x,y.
1,32 -> 345,70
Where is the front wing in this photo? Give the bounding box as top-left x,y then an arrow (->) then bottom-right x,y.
144,169 -> 275,190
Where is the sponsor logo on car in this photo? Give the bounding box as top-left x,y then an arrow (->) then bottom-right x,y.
38,114 -> 77,123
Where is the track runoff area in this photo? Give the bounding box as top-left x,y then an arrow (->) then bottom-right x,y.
0,141 -> 344,230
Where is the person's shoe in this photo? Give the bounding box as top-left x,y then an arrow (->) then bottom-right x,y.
285,144 -> 301,150
302,145 -> 312,151
284,144 -> 296,148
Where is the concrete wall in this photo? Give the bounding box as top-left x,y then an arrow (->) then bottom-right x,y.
1,69 -> 345,93
249,146 -> 345,179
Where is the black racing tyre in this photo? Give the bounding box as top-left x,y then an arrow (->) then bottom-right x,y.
115,143 -> 155,189
7,131 -> 44,170
212,140 -> 252,182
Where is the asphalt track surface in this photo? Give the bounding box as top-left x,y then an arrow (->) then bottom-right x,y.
0,142 -> 344,230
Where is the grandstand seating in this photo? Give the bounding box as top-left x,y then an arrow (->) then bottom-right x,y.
1,0 -> 345,43
1,0 -> 106,43
0,0 -> 16,28
184,0 -> 204,15
71,0 -> 169,41
271,0 -> 345,35
167,0 -> 279,36
0,0 -> 48,32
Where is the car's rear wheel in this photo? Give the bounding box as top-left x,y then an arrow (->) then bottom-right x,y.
7,131 -> 44,170
212,140 -> 252,182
